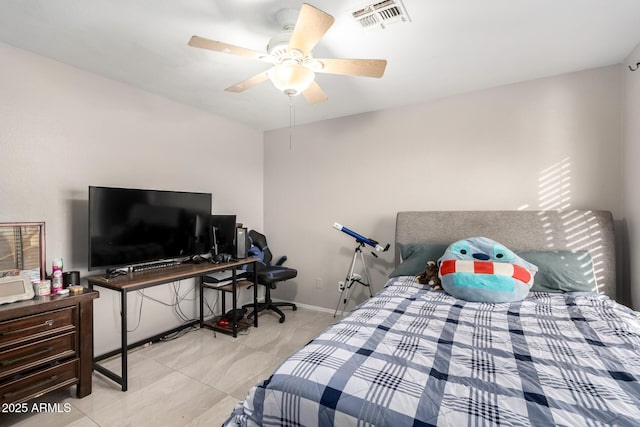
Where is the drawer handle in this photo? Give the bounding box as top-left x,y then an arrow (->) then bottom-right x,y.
0,346 -> 55,367
0,319 -> 54,336
3,375 -> 58,399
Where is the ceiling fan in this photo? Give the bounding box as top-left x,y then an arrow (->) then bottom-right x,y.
188,3 -> 387,104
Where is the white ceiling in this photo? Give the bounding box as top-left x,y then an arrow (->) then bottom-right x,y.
1,0 -> 640,131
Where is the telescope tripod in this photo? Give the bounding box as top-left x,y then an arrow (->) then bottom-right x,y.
334,241 -> 374,317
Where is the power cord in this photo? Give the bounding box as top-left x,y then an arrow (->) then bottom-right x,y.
127,281 -> 198,331
126,280 -> 249,338
127,290 -> 145,332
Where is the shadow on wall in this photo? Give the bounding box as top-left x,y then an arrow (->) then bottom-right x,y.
67,197 -> 89,271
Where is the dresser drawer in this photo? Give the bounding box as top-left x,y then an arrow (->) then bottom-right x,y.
0,307 -> 76,348
0,332 -> 76,381
0,359 -> 78,404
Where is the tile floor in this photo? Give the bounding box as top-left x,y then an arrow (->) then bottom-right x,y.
2,308 -> 336,427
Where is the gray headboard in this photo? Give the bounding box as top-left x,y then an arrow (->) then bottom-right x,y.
396,210 -> 617,299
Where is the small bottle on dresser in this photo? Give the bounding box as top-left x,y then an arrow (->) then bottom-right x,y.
51,258 -> 63,294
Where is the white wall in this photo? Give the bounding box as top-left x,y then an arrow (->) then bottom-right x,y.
264,65 -> 624,312
623,42 -> 640,310
0,42 -> 264,354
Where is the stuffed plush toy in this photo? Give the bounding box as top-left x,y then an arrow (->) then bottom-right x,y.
438,237 -> 537,303
415,260 -> 442,290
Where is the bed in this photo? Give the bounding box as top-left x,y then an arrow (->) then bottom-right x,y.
224,210 -> 640,426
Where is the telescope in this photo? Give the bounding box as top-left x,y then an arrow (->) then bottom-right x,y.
333,223 -> 390,252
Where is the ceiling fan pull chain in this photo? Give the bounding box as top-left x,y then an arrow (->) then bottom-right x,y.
289,95 -> 296,150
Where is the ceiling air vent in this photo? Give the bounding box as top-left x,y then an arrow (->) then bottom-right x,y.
351,0 -> 411,30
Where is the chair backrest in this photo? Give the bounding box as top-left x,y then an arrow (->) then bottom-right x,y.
248,230 -> 273,268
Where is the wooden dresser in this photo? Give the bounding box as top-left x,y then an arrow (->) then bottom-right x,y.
0,289 -> 98,404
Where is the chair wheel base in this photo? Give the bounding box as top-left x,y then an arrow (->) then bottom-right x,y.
292,305 -> 298,311
279,317 -> 285,323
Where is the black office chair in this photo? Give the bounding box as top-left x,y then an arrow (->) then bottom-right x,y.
242,230 -> 297,323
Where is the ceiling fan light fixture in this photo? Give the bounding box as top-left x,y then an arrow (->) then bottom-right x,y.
267,30 -> 292,57
268,63 -> 315,96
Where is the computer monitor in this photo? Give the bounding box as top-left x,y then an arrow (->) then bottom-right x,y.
211,215 -> 236,256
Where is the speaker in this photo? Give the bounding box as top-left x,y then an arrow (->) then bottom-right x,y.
236,227 -> 248,259
63,271 -> 80,287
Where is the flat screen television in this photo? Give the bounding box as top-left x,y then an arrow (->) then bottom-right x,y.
88,186 -> 212,270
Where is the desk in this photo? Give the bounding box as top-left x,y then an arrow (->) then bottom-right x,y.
86,258 -> 257,391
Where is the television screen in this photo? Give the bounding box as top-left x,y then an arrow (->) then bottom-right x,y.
89,186 -> 212,270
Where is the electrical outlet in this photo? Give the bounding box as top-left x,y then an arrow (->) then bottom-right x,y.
315,278 -> 323,289
338,281 -> 345,292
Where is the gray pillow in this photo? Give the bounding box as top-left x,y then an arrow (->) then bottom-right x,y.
517,250 -> 597,293
389,243 -> 449,278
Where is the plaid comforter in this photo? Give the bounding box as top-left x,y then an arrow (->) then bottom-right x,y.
224,276 -> 640,426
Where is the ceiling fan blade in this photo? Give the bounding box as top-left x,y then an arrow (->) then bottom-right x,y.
302,81 -> 328,104
188,36 -> 272,62
288,4 -> 335,57
315,58 -> 387,78
225,71 -> 271,93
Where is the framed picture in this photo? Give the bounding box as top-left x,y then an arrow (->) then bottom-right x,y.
0,222 -> 46,283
